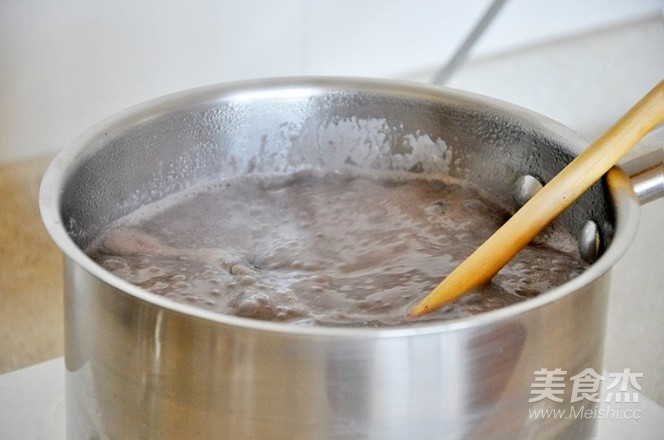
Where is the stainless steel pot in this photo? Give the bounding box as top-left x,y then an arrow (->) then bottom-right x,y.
40,78 -> 663,440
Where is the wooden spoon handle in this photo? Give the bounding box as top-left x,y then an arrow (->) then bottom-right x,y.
409,80 -> 664,318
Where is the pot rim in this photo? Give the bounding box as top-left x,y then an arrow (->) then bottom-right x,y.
38,76 -> 642,337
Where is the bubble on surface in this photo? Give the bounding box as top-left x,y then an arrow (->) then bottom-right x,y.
86,170 -> 587,327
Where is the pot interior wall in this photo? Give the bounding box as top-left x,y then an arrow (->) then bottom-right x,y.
60,81 -> 614,260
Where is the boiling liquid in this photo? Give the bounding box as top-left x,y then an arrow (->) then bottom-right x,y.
86,170 -> 586,326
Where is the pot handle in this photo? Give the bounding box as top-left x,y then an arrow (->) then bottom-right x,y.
620,148 -> 664,205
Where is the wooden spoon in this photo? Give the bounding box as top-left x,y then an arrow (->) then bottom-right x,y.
408,80 -> 664,318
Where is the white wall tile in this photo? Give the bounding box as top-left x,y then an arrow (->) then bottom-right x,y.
0,0 -> 661,162
0,0 -> 306,162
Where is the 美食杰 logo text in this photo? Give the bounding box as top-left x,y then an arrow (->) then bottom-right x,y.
528,368 -> 643,420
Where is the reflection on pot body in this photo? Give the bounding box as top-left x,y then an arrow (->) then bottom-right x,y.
65,263 -> 607,439
42,78 -> 645,439
65,262 -> 607,439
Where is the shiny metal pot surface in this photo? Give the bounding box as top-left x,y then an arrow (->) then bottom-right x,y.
40,78 -> 656,439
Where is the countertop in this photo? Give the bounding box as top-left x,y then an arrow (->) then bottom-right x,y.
0,157 -> 63,373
